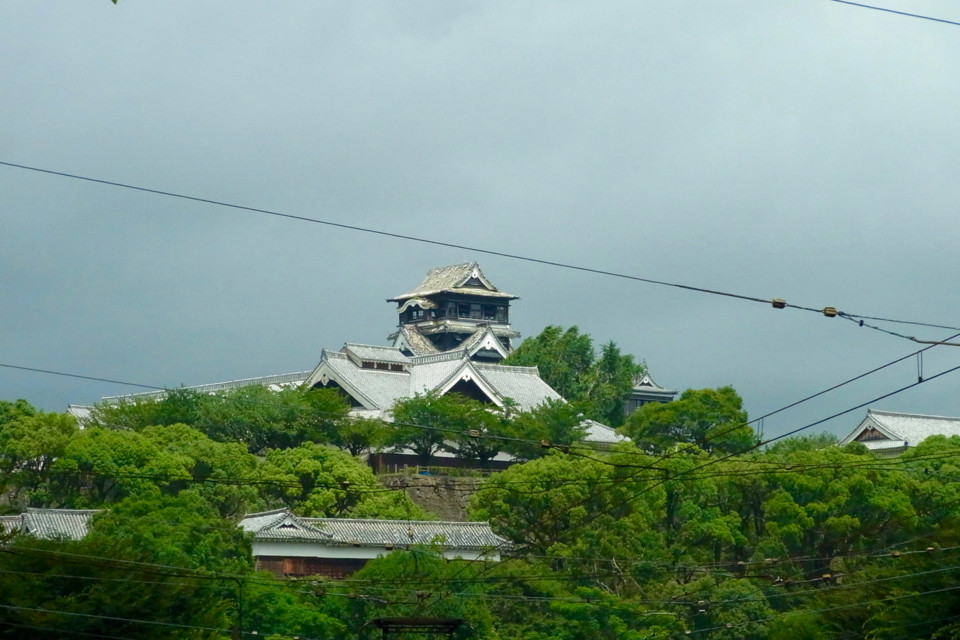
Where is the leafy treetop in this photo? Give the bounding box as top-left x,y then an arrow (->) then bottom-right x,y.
503,325 -> 645,427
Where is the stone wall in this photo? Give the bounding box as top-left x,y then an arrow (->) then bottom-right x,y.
380,474 -> 485,522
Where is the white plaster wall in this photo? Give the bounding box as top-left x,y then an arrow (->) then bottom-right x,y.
251,541 -> 498,562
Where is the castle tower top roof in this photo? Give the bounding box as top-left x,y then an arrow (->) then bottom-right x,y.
387,262 -> 518,303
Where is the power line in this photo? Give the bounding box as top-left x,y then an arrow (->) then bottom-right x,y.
0,620 -> 140,640
666,329 -> 960,457
7,354 -> 960,492
0,602 -> 230,634
829,0 -> 960,27
5,323 -> 955,467
690,581 -> 960,636
542,360 -> 960,544
2,160 -> 957,342
0,363 -> 160,390
577,327 -> 960,472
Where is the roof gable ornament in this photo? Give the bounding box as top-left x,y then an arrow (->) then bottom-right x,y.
397,297 -> 437,314
240,508 -> 332,541
436,362 -> 504,407
838,408 -> 960,455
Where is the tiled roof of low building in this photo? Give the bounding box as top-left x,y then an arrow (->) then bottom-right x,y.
242,509 -> 507,551
841,409 -> 960,449
66,404 -> 93,426
858,439 -> 909,452
0,515 -> 22,534
408,356 -> 473,397
304,518 -> 508,551
0,509 -> 100,540
239,508 -> 333,541
579,419 -> 628,445
632,373 -> 677,395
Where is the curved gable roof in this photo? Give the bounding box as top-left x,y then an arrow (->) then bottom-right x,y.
388,262 -> 517,302
840,409 -> 960,451
306,346 -> 563,414
239,508 -> 332,541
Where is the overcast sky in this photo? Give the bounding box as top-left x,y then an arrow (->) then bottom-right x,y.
2,1 -> 959,441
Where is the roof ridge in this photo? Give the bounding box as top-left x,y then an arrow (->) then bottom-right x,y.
241,507 -> 290,518
474,362 -> 540,375
305,517 -> 494,526
344,342 -> 404,351
25,508 -> 100,515
409,350 -> 471,365
101,370 -> 311,403
870,409 -> 960,421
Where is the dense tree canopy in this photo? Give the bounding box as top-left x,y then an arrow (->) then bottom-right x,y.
503,325 -> 645,427
91,385 -> 351,454
619,385 -> 757,455
4,394 -> 960,638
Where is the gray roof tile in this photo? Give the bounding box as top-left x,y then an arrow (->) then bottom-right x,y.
388,263 -> 517,302
239,508 -> 332,541
579,419 -> 628,445
307,346 -> 563,414
473,363 -> 562,411
306,518 -> 508,550
842,409 -> 960,448
320,356 -> 411,410
343,344 -> 411,365
391,325 -> 440,356
242,509 -> 508,550
13,509 -> 100,540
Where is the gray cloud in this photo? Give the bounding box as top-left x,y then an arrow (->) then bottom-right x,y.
2,1 -> 959,440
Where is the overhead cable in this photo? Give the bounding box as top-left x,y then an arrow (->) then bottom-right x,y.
829,0 -> 960,27
1,160 -> 957,343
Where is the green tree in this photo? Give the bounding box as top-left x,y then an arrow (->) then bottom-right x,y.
470,451 -> 648,556
258,442 -> 427,519
505,326 -> 595,400
241,579 -> 346,639
0,408 -> 77,506
39,423 -> 264,516
48,427 -> 172,506
620,386 -> 756,455
390,391 -> 505,465
340,549 -> 495,640
765,432 -> 838,454
329,416 -> 391,457
93,385 -> 353,454
0,398 -> 37,426
501,398 -> 586,461
0,492 -> 250,640
140,423 -> 262,517
503,325 -> 644,427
